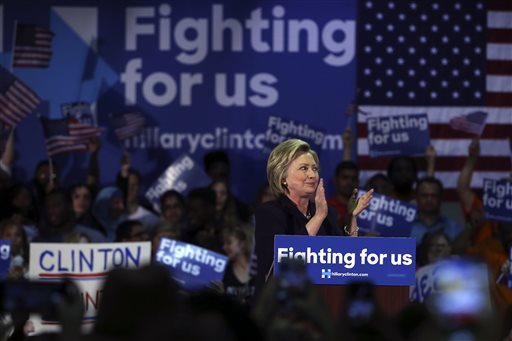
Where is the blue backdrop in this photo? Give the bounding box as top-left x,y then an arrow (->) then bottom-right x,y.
0,0 -> 356,205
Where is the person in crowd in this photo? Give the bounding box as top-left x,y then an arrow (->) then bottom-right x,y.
467,221 -> 512,323
187,291 -> 263,341
1,183 -> 39,241
70,184 -> 104,235
210,179 -> 247,230
117,153 -> 159,230
410,177 -> 463,245
92,186 -> 126,242
387,155 -> 418,203
92,265 -> 184,340
0,219 -> 29,279
364,173 -> 394,196
203,150 -> 252,223
416,231 -> 452,267
159,189 -> 186,228
203,150 -> 231,184
222,225 -> 255,306
183,187 -> 222,252
30,160 -> 59,220
253,262 -> 340,341
115,219 -> 148,242
456,141 -> 512,318
254,139 -> 373,299
150,220 -> 181,259
327,160 -> 360,228
455,138 -> 497,248
36,188 -> 106,243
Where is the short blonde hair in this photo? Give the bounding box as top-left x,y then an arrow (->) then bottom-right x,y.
266,139 -> 319,196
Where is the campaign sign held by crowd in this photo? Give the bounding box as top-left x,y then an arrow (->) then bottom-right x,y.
410,258 -> 491,317
156,238 -> 228,291
29,242 -> 151,333
483,178 -> 512,223
263,115 -> 326,155
356,190 -> 417,237
0,241 -> 11,279
274,235 -> 415,286
145,154 -> 211,212
366,113 -> 430,158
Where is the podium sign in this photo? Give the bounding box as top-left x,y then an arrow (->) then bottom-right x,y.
274,235 -> 416,286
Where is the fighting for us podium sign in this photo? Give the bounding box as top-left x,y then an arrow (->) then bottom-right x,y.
274,235 -> 416,286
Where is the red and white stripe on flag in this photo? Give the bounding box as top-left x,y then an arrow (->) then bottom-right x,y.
356,2 -> 512,200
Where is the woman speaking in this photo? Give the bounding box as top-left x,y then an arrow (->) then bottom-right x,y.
254,139 -> 373,296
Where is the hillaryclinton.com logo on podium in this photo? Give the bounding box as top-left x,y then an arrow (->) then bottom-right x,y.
322,269 -> 332,279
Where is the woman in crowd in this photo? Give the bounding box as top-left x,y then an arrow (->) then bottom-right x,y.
92,186 -> 127,241
70,184 -> 104,235
210,179 -> 246,229
254,139 -> 373,297
222,225 -> 255,306
417,231 -> 452,268
159,189 -> 186,228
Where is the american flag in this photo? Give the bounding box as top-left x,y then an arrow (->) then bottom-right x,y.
12,23 -> 54,68
40,117 -> 102,157
449,111 -> 488,135
356,0 -> 512,199
110,112 -> 146,141
0,65 -> 41,127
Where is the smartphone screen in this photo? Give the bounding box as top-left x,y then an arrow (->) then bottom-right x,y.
429,259 -> 491,324
0,281 -> 65,320
275,258 -> 309,304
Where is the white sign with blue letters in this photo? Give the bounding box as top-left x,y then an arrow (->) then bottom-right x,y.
29,242 -> 151,334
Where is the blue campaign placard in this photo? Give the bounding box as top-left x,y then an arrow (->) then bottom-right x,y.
262,115 -> 325,155
145,154 -> 212,212
274,235 -> 416,286
366,113 -> 430,158
356,191 -> 417,237
0,241 -> 11,279
155,238 -> 228,291
483,178 -> 512,223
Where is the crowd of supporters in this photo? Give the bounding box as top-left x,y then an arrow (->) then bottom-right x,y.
0,128 -> 510,341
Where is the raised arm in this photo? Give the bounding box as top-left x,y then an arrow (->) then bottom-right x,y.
425,144 -> 436,177
116,151 -> 131,199
342,127 -> 353,161
86,136 -> 101,196
346,188 -> 373,236
457,138 -> 479,212
0,128 -> 15,177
